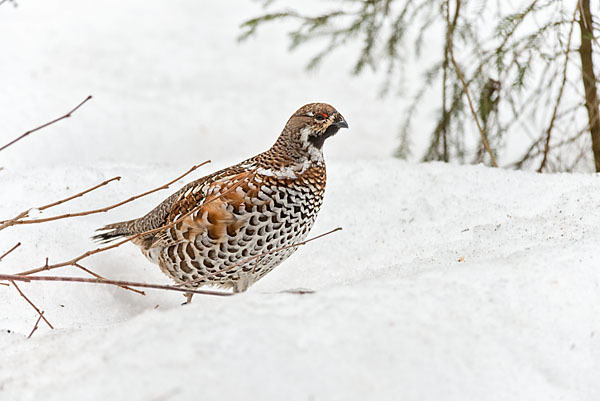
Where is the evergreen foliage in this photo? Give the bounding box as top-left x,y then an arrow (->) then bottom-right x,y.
241,0 -> 600,172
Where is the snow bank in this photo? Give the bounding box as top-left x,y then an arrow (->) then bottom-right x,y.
1,161 -> 599,400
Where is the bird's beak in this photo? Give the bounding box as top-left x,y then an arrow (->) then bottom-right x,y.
332,118 -> 349,129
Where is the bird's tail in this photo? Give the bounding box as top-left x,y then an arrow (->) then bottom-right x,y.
92,219 -> 137,243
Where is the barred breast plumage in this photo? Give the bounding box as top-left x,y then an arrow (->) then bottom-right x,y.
94,103 -> 348,299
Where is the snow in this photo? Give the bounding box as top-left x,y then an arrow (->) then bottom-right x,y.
2,161 -> 600,400
1,1 -> 600,400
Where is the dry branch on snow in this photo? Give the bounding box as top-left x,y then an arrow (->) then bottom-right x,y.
0,95 -> 91,153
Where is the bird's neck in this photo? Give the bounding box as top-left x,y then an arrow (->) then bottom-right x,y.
267,127 -> 324,168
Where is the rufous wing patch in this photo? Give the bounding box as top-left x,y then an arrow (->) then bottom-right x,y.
175,171 -> 257,243
201,198 -> 240,242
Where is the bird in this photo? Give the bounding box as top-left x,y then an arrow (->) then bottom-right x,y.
93,103 -> 348,301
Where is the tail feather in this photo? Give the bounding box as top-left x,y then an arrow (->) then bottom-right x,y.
92,219 -> 137,243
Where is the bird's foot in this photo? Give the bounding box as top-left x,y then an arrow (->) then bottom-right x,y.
181,292 -> 194,305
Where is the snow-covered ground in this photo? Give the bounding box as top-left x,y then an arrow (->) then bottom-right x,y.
1,1 -> 600,401
2,161 -> 600,400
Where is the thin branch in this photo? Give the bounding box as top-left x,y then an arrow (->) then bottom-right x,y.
510,136 -> 545,168
0,177 -> 121,231
1,275 -> 233,297
0,161 -> 209,229
40,176 -> 122,212
0,242 -> 21,262
180,227 -> 343,287
73,263 -> 145,296
445,0 -> 498,167
10,280 -> 53,329
0,211 -> 28,231
27,312 -> 44,339
0,96 -> 92,153
538,6 -> 577,172
512,124 -> 592,168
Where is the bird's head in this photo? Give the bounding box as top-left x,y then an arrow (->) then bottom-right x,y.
276,103 -> 348,162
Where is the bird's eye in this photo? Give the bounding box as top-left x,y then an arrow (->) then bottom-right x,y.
315,113 -> 328,121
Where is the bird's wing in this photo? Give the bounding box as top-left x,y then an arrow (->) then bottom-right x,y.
148,168 -> 259,248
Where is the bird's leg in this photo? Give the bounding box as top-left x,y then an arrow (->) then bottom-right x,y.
182,292 -> 194,305
232,278 -> 251,293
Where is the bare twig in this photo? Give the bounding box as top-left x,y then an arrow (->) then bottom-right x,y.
40,177 -> 122,212
0,161 -> 209,229
0,96 -> 92,153
445,0 -> 498,168
0,177 -> 121,230
1,274 -> 233,297
180,227 -> 343,287
538,6 -> 577,172
0,242 -> 21,262
73,263 -> 145,296
511,124 -> 594,169
511,136 -> 545,169
0,211 -> 28,231
10,280 -> 53,329
27,312 -> 44,339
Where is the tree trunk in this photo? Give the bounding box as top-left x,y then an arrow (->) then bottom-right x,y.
578,0 -> 600,172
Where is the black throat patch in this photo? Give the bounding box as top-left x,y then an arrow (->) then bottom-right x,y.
308,125 -> 340,149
